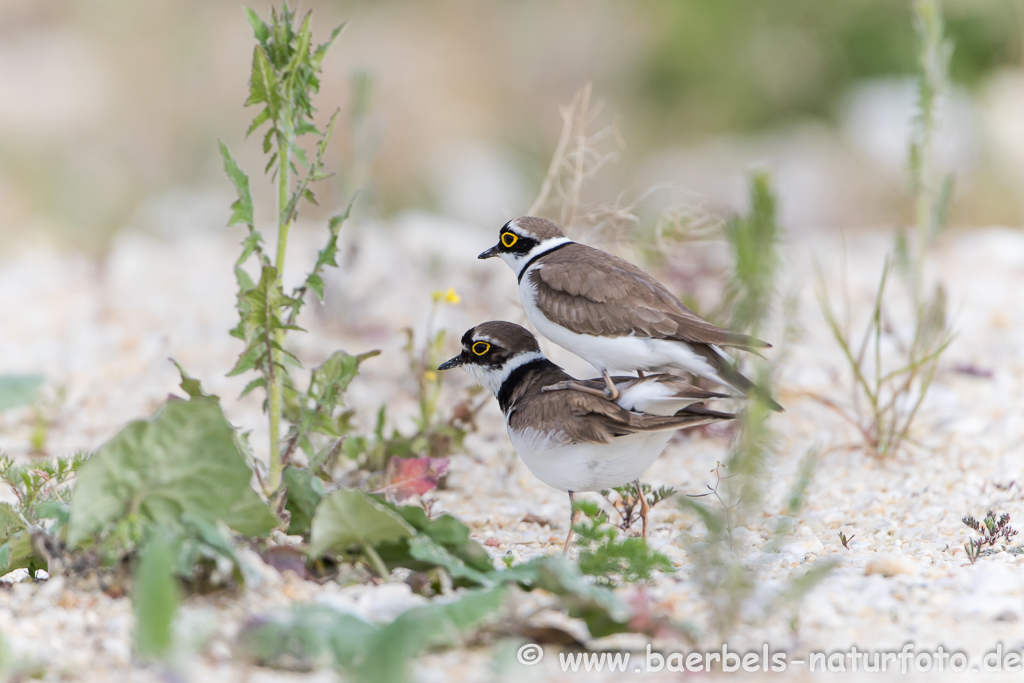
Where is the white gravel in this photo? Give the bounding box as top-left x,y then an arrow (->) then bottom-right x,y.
1,217 -> 1023,681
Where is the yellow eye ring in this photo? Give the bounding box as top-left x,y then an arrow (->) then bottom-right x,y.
471,341 -> 490,356
501,232 -> 518,248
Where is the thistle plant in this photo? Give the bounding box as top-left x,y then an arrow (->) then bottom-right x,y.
220,4 -> 353,494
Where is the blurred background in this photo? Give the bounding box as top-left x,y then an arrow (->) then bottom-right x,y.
2,0 -> 1023,252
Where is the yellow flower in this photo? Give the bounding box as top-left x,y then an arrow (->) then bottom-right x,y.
424,370 -> 438,383
432,287 -> 461,305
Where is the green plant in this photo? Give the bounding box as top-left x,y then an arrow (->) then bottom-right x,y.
813,0 -> 955,459
0,452 -> 86,523
571,500 -> 673,585
600,483 -> 677,534
962,511 -> 1019,563
307,488 -> 493,585
238,586 -> 505,682
0,375 -> 43,413
907,0 -> 955,283
723,170 -> 779,334
676,172 -> 835,642
0,452 -> 87,575
221,3 -> 353,495
815,258 -> 952,458
344,289 -> 476,475
839,531 -> 855,549
132,526 -> 181,660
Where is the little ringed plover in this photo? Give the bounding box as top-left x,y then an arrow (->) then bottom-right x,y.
478,216 -> 782,411
438,321 -> 735,553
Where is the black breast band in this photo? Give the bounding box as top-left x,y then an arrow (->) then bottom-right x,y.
517,241 -> 572,284
498,358 -> 559,413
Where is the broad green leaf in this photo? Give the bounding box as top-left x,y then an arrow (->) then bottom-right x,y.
0,375 -> 43,411
309,489 -> 414,558
0,502 -> 24,540
34,500 -> 70,528
406,535 -> 492,587
392,506 -> 492,573
500,556 -> 632,639
238,604 -> 376,670
223,487 -> 281,538
355,586 -> 506,683
133,527 -> 181,658
219,142 -> 254,227
0,530 -> 43,575
176,514 -> 246,585
67,398 -> 278,547
308,350 -> 377,405
238,587 -> 504,681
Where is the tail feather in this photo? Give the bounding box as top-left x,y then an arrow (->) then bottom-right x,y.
697,346 -> 784,412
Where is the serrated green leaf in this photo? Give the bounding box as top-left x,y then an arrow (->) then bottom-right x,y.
67,398 -> 278,547
245,107 -> 272,139
228,339 -> 265,377
244,7 -> 269,45
312,21 -> 348,69
246,45 -> 279,113
239,377 -> 266,398
309,489 -> 414,558
171,359 -> 217,400
0,375 -> 44,412
306,273 -> 325,299
219,142 -> 254,228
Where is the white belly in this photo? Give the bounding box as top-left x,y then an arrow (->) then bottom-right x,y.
508,427 -> 675,492
520,273 -> 722,379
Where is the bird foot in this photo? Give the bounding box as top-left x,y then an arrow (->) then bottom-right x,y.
542,380 -> 617,400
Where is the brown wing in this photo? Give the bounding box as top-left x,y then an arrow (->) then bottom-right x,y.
575,373 -> 731,400
507,388 -> 732,446
530,244 -> 768,349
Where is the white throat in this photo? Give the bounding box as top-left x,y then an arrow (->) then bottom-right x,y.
499,236 -> 573,280
463,350 -> 547,399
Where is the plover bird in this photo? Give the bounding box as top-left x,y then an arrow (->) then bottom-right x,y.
438,321 -> 734,553
478,216 -> 782,411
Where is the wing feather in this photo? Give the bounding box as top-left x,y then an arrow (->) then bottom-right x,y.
507,387 -> 733,446
531,244 -> 768,349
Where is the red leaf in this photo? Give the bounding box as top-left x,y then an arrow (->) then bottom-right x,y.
376,456 -> 449,502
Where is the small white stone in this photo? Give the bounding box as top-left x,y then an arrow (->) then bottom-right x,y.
865,554 -> 917,577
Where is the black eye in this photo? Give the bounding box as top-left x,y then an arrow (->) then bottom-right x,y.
471,341 -> 490,356
501,232 -> 518,248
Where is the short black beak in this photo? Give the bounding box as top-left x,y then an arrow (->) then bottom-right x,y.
438,354 -> 465,371
478,244 -> 500,259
